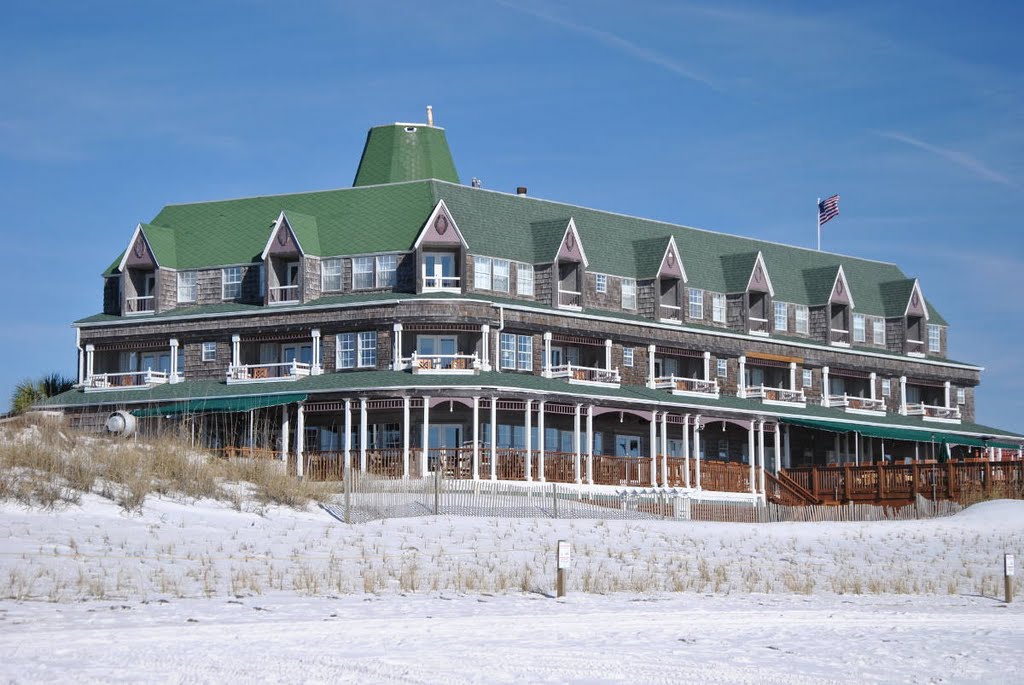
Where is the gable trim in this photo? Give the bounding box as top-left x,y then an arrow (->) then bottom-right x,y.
657,235 -> 688,282
744,251 -> 775,297
829,265 -> 856,309
904,279 -> 931,321
117,224 -> 159,272
260,211 -> 305,261
413,199 -> 468,249
554,218 -> 590,268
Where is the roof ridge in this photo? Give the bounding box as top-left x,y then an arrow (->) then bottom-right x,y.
159,178 -> 435,210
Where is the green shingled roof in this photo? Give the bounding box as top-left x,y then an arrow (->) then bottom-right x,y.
352,124 -> 459,187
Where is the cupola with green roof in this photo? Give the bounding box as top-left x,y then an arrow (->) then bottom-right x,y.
352,106 -> 460,187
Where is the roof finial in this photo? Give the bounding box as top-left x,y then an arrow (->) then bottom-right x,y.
426,105 -> 434,127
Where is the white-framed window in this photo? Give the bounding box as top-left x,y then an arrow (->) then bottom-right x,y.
321,258 -> 343,292
222,267 -> 242,299
872,317 -> 885,345
358,331 -> 377,367
802,369 -> 813,388
500,333 -> 532,371
177,271 -> 197,303
712,293 -> 726,323
853,313 -> 866,343
517,263 -> 534,296
688,288 -> 703,319
621,278 -> 637,309
794,305 -> 809,335
474,256 -> 491,290
201,342 -> 217,362
882,378 -> 892,396
957,387 -> 966,405
352,257 -> 374,290
595,274 -> 608,294
473,256 -> 510,292
927,324 -> 941,353
336,333 -> 355,369
492,259 -> 509,292
774,301 -> 788,332
376,255 -> 397,288
335,331 -> 377,368
517,335 -> 532,370
716,358 -> 728,378
500,332 -> 516,370
623,347 -> 634,367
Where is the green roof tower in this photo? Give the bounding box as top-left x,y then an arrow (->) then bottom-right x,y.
352,107 -> 460,187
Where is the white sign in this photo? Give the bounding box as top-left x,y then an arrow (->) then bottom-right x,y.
1006,554 -> 1015,577
557,541 -> 571,570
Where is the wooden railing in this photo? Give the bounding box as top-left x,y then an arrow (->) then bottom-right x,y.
764,470 -> 820,505
653,376 -> 719,397
549,363 -> 621,386
542,451 -> 577,483
662,458 -> 752,493
828,394 -> 886,413
592,455 -> 652,487
747,385 -> 806,405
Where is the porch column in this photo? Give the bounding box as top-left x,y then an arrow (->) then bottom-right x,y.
747,422 -> 756,492
480,324 -> 491,371
944,381 -> 952,408
914,441 -> 920,462
573,404 -> 582,484
85,344 -> 95,380
280,403 -> 290,462
789,362 -> 797,391
585,405 -> 594,485
343,398 -> 352,469
783,425 -> 791,469
231,334 -> 240,369
703,351 -> 711,381
682,413 -> 691,488
604,339 -> 613,371
649,410 -> 659,486
773,422 -> 782,474
472,396 -> 481,480
660,411 -> 669,487
738,356 -> 747,398
311,329 -> 321,374
76,331 -> 84,385
693,416 -> 702,489
421,396 -> 431,476
834,434 -> 840,464
490,397 -> 498,480
821,366 -> 830,407
543,332 -> 553,377
169,338 -> 179,382
392,323 -> 403,370
359,397 -> 368,472
647,344 -> 657,388
854,431 -> 860,466
899,376 -> 908,415
757,420 -> 766,494
295,402 -> 305,478
537,401 -> 546,482
869,372 -> 877,401
525,400 -> 533,482
401,396 -> 410,478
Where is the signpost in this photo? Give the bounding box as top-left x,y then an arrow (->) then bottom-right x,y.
1005,553 -> 1015,603
556,540 -> 571,598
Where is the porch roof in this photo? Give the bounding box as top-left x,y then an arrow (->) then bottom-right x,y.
780,417 -> 993,448
130,393 -> 307,418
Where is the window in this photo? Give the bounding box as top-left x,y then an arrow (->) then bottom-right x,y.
177,271 -> 197,303
336,334 -> 355,369
882,378 -> 892,396
201,342 -> 217,362
957,388 -> 966,405
623,347 -> 634,367
517,335 -> 532,370
500,333 -> 515,370
712,293 -> 726,323
492,259 -> 510,292
688,288 -> 703,319
802,369 -> 813,388
595,274 -> 607,294
500,333 -> 532,371
621,278 -> 637,309
352,257 -> 374,290
258,264 -> 266,297
358,332 -> 377,367
716,358 -> 728,378
774,301 -> 788,332
222,267 -> 242,299
872,317 -> 885,345
795,305 -> 809,335
853,313 -> 866,343
322,258 -> 343,292
474,256 -> 491,290
517,263 -> 534,296
336,331 -> 377,368
376,255 -> 397,288
927,324 -> 941,353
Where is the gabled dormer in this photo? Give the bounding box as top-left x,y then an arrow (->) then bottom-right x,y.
743,251 -> 774,335
118,224 -> 160,315
655,236 -> 687,322
552,218 -> 588,310
261,211 -> 318,305
903,279 -> 930,356
827,265 -> 855,347
413,199 -> 467,293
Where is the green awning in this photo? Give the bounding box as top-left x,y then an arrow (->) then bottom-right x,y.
132,393 -> 307,418
782,417 -> 992,447
988,440 -> 1023,450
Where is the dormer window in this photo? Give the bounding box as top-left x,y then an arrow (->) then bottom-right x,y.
423,252 -> 459,290
126,271 -> 156,314
322,258 -> 343,292
177,271 -> 197,303
622,278 -> 638,310
551,218 -> 588,310
222,267 -> 243,300
927,324 -> 941,353
119,224 -> 160,315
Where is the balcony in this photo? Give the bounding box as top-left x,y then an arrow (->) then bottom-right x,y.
827,394 -> 887,416
405,352 -> 481,375
557,288 -> 582,310
549,363 -> 620,387
84,370 -> 170,393
747,385 -> 806,407
653,376 -> 719,399
659,304 -> 682,323
905,403 -> 961,423
830,328 -> 851,347
226,361 -> 312,384
422,266 -> 460,292
269,285 -> 300,305
748,317 -> 769,336
906,340 -> 925,357
125,295 -> 155,315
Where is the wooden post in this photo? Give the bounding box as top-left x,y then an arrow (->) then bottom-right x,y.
911,463 -> 919,499
843,464 -> 852,503
556,540 -> 570,598
1005,554 -> 1015,603
876,462 -> 885,501
811,467 -> 819,500
984,461 -> 993,496
947,461 -> 956,499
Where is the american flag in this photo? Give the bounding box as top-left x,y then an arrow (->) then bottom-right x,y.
818,194 -> 840,226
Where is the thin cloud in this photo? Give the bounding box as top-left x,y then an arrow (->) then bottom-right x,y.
876,130 -> 1016,187
494,1 -> 720,92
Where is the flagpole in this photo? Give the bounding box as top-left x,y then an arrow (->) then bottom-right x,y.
816,197 -> 821,251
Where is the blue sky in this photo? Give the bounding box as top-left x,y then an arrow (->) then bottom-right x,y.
1,1 -> 1022,432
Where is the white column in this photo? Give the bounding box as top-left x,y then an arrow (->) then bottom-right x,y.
295,402 -> 305,478
343,398 -> 352,469
944,381 -> 951,408
738,356 -> 747,398
76,330 -> 84,385
789,362 -> 797,390
311,329 -> 321,374
472,396 -> 481,480
604,339 -> 613,371
773,422 -> 782,474
822,366 -> 830,407
869,372 -> 877,400
85,344 -> 95,380
481,324 -> 491,371
169,338 -> 179,382
401,396 -> 410,478
231,334 -> 240,369
649,410 -> 659,486
537,401 -> 546,482
748,421 -> 756,492
899,376 -> 908,415
648,344 -> 657,388
490,397 -> 498,480
573,404 -> 582,484
854,431 -> 860,466
525,400 -> 533,482
280,403 -> 290,462
703,351 -> 711,381
543,332 -> 553,377
421,396 -> 431,476
392,323 -> 403,370
359,397 -> 368,472
585,405 -> 594,485
693,417 -> 702,489
682,413 -> 691,488
660,411 -> 669,487
757,420 -> 766,494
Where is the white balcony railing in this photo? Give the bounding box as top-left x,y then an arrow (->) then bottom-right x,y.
905,403 -> 961,422
653,376 -> 719,398
125,295 -> 155,315
84,370 -> 170,393
831,328 -> 851,346
422,265 -> 460,291
226,361 -> 311,384
406,352 -> 481,375
827,394 -> 886,414
549,363 -> 621,387
558,289 -> 582,309
660,304 -> 682,322
269,285 -> 300,304
748,317 -> 769,335
746,385 -> 806,406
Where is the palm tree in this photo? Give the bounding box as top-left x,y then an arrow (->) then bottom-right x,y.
9,373 -> 76,415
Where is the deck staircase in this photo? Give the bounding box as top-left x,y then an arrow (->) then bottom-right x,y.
764,470 -> 821,506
